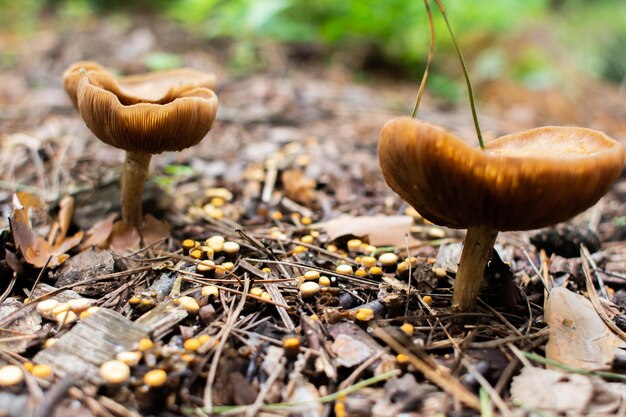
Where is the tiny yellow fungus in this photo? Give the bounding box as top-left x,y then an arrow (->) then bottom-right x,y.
400,323 -> 414,335
318,276 -> 331,287
293,245 -> 308,254
116,351 -> 142,367
0,365 -> 23,387
335,264 -> 353,275
299,282 -> 320,298
31,364 -> 53,380
137,338 -> 154,352
304,270 -> 321,281
201,285 -> 220,298
99,360 -> 130,385
184,338 -> 202,351
177,296 -> 200,313
143,369 -> 167,388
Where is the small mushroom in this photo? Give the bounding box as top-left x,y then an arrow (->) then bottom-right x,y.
63,62 -> 218,228
379,117 -> 625,312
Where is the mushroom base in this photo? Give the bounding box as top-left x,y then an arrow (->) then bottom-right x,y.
451,224 -> 498,314
121,151 -> 152,228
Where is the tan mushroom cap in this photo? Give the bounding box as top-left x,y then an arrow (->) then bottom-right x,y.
378,117 -> 625,231
76,74 -> 218,154
63,60 -> 217,107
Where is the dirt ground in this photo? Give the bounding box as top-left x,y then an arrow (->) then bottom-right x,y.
2,12 -> 626,417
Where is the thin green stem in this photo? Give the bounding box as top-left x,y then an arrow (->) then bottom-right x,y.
521,351 -> 626,381
480,388 -> 494,417
412,0 -> 435,118
434,0 -> 484,149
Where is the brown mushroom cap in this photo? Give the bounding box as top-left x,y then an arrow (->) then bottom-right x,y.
378,117 -> 625,231
63,61 -> 217,108
63,61 -> 109,108
76,74 -> 218,154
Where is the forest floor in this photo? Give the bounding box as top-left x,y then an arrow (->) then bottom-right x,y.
2,12 -> 626,417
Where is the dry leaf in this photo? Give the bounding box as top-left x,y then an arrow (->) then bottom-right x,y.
80,213 -> 117,250
11,208 -> 83,268
56,195 -> 74,245
282,169 -> 316,206
109,221 -> 140,253
511,367 -> 593,415
14,191 -> 44,212
316,215 -> 419,247
141,215 -> 170,249
545,287 -> 626,370
511,367 -> 626,416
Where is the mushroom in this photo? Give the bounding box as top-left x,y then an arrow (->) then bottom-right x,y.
63,62 -> 218,228
378,116 -> 625,312
63,61 -> 217,107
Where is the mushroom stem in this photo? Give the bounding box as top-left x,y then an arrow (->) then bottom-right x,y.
451,224 -> 498,313
121,151 -> 152,228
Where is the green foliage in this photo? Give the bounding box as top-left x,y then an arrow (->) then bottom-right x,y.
143,52 -> 184,71
165,0 -> 547,66
2,0 -> 626,95
154,164 -> 196,189
0,0 -> 45,33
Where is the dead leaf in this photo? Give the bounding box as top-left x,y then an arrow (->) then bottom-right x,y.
287,374 -> 323,417
56,195 -> 74,245
141,215 -> 170,249
545,287 -> 626,370
511,367 -> 593,415
332,333 -> 375,368
510,367 -> 626,416
80,213 -> 117,250
282,169 -> 316,206
109,221 -> 140,253
11,208 -> 83,268
14,191 -> 44,212
316,215 -> 419,247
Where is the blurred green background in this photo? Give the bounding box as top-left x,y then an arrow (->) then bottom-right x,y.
1,0 -> 625,99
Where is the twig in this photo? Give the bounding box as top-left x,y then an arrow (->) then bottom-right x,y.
373,327 -> 480,410
412,0 -> 435,117
462,358 -> 513,417
33,375 -> 78,417
581,245 -> 626,341
203,274 -> 251,413
245,355 -> 286,417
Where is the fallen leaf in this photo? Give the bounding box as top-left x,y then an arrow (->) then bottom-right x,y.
11,208 -> 83,268
14,191 -> 44,212
109,221 -> 140,253
80,213 -> 117,250
56,195 -> 74,245
510,367 -> 626,416
511,367 -> 593,415
316,215 -> 419,247
141,215 -> 170,249
332,333 -> 375,368
545,287 -> 626,370
282,169 -> 316,206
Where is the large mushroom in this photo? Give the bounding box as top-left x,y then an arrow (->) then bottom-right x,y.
379,117 -> 625,313
63,62 -> 219,228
